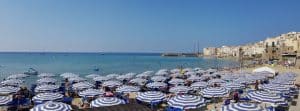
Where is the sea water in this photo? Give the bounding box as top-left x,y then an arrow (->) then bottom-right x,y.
0,52 -> 238,86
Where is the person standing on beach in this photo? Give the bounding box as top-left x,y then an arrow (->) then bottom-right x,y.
254,80 -> 259,90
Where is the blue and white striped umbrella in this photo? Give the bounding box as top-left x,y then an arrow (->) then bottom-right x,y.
143,71 -> 154,75
1,79 -> 24,86
68,77 -> 87,83
185,72 -> 196,76
116,75 -> 134,80
78,89 -> 105,97
208,79 -> 226,85
102,80 -> 122,88
30,101 -> 72,111
155,71 -> 169,76
170,73 -> 184,78
169,86 -> 192,94
0,86 -> 20,95
35,85 -> 59,93
93,76 -> 110,82
136,73 -> 151,78
129,78 -> 147,85
168,78 -> 185,85
271,79 -> 294,85
116,85 -> 140,93
136,91 -> 166,103
151,76 -> 167,82
221,103 -> 266,111
6,74 -> 28,79
90,97 -> 124,107
221,75 -> 238,81
259,84 -> 290,93
146,82 -> 167,89
0,96 -> 12,105
234,77 -> 254,84
37,78 -> 57,84
38,73 -> 55,78
224,83 -> 245,90
106,74 -> 119,79
125,72 -> 137,77
200,87 -> 228,98
60,72 -> 78,78
72,82 -> 94,90
191,82 -> 208,90
32,93 -> 63,102
168,95 -> 206,110
85,74 -> 101,79
171,69 -> 181,73
187,76 -> 204,82
247,91 -> 286,104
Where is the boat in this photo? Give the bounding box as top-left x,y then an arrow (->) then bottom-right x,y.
24,68 -> 38,75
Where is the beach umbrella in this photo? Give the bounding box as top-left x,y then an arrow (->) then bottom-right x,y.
151,76 -> 167,82
60,73 -> 78,78
155,71 -> 169,76
35,84 -> 59,93
1,79 -> 24,86
136,73 -> 151,78
224,83 -> 245,90
38,73 -> 55,78
6,74 -> 28,79
171,69 -> 181,73
221,103 -> 266,111
196,70 -> 206,74
247,91 -> 286,105
201,74 -> 212,78
200,87 -> 228,98
259,84 -> 290,94
221,75 -> 238,81
32,93 -> 63,102
194,67 -> 202,71
85,74 -> 100,78
169,86 -> 192,94
0,86 -> 20,95
116,75 -> 133,81
187,76 -> 204,82
191,82 -> 208,90
146,82 -> 167,89
30,101 -> 72,111
168,95 -> 206,110
93,76 -> 110,82
170,73 -> 184,78
129,78 -> 147,85
125,72 -> 137,77
206,68 -> 217,73
234,77 -> 254,84
106,74 -> 119,79
68,77 -> 87,83
37,78 -> 57,85
168,78 -> 185,85
136,91 -> 166,103
90,97 -> 124,107
78,89 -> 105,97
183,68 -> 193,73
208,79 -> 226,85
143,71 -> 154,75
271,79 -> 294,85
185,72 -> 196,76
72,82 -> 94,91
102,80 -> 122,88
158,69 -> 168,72
0,96 -> 12,105
116,85 -> 140,93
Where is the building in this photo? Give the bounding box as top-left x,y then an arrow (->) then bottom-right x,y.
203,47 -> 217,56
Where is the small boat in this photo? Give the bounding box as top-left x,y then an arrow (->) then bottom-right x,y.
24,68 -> 38,75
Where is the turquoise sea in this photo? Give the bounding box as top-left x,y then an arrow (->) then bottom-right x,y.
0,52 -> 238,83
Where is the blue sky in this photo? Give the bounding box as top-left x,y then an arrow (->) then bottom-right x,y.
0,0 -> 299,52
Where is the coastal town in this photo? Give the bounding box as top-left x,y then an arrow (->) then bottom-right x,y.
203,32 -> 300,68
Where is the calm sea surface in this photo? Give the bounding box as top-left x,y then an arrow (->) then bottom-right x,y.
0,52 -> 238,85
